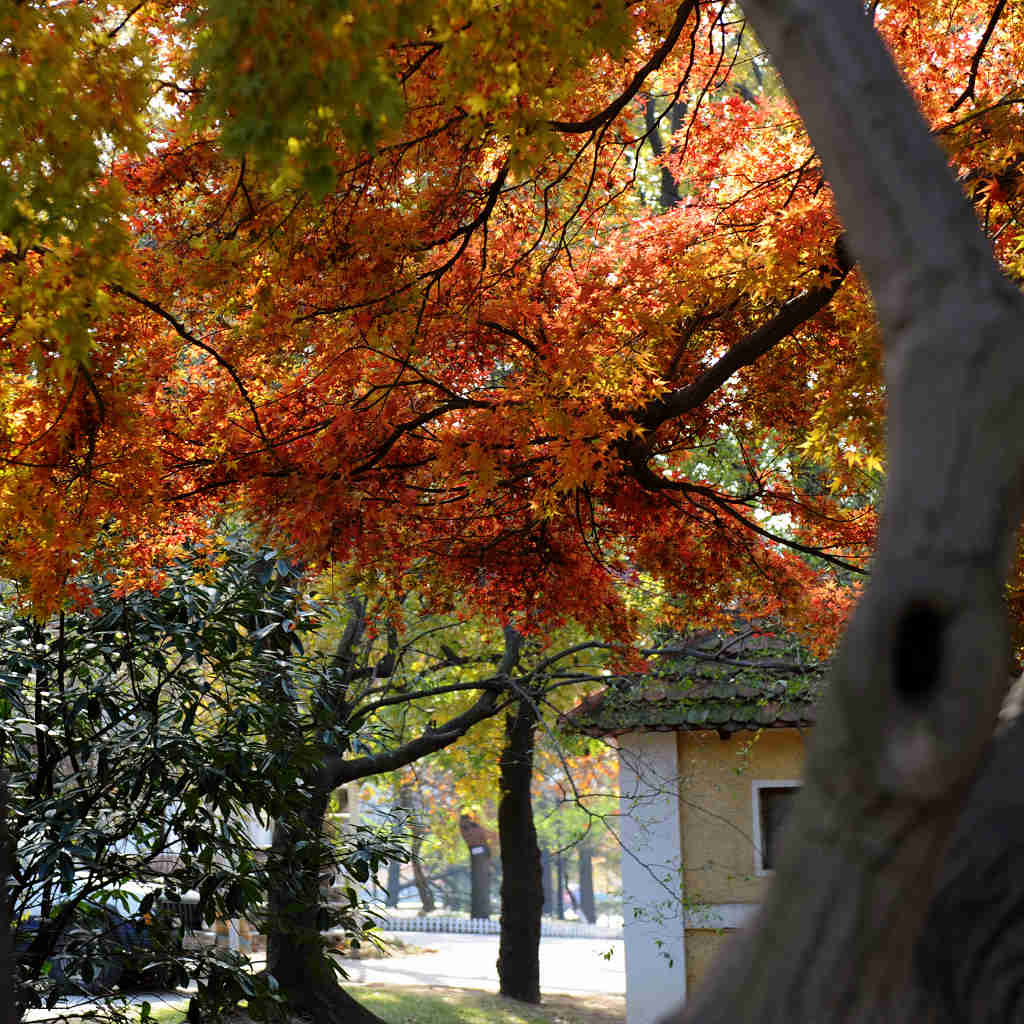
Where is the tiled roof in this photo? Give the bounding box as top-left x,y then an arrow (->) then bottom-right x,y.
570,627 -> 824,737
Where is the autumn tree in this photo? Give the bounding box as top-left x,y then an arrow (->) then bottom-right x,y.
5,1 -> 1024,1019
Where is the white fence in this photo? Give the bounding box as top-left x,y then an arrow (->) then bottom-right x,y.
378,914 -> 622,939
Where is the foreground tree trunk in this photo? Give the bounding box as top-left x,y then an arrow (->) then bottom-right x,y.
672,3 -> 1024,1021
497,696 -> 542,1003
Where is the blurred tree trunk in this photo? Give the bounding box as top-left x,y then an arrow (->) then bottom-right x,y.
399,785 -> 435,914
578,843 -> 596,925
541,847 -> 553,915
385,859 -> 400,908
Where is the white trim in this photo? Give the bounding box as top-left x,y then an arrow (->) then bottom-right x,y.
618,731 -> 687,1024
751,780 -> 801,875
684,902 -> 758,929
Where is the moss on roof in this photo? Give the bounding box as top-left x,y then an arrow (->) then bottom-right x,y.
571,626 -> 825,736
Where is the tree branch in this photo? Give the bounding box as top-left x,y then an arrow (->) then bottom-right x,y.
548,2 -> 698,134
638,237 -> 853,430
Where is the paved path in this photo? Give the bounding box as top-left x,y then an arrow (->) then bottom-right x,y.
25,932 -> 625,1019
343,931 -> 625,996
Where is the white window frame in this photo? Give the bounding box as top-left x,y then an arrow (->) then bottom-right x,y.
751,779 -> 801,875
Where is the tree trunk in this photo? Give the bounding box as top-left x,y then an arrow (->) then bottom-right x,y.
410,855 -> 435,915
671,3 -> 1024,1021
0,771 -> 15,1024
385,859 -> 401,909
540,847 -> 553,916
906,708 -> 1024,1020
468,846 -> 491,919
578,843 -> 596,925
497,697 -> 542,1004
399,785 -> 435,914
555,853 -> 565,920
265,788 -> 385,1024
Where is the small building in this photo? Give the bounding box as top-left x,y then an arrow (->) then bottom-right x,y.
573,628 -> 822,1024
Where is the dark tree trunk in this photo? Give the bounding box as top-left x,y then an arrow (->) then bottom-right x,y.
265,787 -> 385,1024
540,847 -> 553,916
643,96 -> 684,210
555,853 -> 565,920
0,771 -> 15,1024
671,2 -> 1024,1021
468,846 -> 491,919
497,697 -> 542,1004
908,710 -> 1024,1021
385,858 -> 401,908
578,843 -> 596,925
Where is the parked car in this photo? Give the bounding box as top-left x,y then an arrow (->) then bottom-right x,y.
18,882 -> 201,995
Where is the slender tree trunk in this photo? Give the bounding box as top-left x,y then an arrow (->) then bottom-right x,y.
672,3 -> 1024,1020
555,854 -> 565,920
265,787 -> 385,1024
540,847 -> 553,916
0,771 -> 15,1024
399,785 -> 435,914
578,843 -> 596,925
410,854 -> 435,914
385,859 -> 401,908
497,697 -> 542,1003
469,850 -> 490,919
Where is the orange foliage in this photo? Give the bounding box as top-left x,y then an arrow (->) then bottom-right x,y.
4,0 -> 1023,647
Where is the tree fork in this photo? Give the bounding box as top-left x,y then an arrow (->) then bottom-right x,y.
671,2 -> 1024,1020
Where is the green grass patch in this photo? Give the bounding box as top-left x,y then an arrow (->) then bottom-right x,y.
349,985 -> 622,1023
128,986 -> 623,1024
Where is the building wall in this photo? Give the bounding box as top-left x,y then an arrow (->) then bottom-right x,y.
677,728 -> 806,995
618,730 -> 688,1024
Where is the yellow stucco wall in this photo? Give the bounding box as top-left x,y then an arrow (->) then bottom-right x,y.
678,727 -> 806,905
678,728 -> 806,996
684,928 -> 732,995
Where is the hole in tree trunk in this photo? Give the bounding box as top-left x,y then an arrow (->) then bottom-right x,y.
893,600 -> 946,702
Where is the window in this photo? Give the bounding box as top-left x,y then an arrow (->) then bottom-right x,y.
752,781 -> 800,873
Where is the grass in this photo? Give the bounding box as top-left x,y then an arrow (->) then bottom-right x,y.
140,986 -> 624,1024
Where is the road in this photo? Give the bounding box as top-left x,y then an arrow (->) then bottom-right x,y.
344,931 -> 625,996
25,932 -> 625,1020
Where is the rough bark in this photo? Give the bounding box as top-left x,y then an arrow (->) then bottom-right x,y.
896,707 -> 1024,1021
670,3 -> 1024,1021
578,843 -> 596,925
265,789 -> 386,1024
497,697 -> 543,1003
